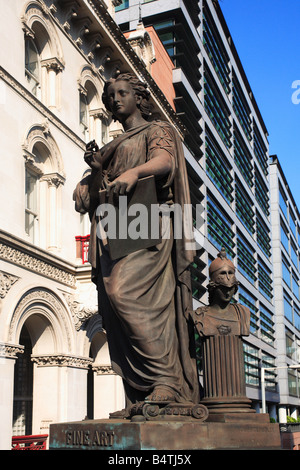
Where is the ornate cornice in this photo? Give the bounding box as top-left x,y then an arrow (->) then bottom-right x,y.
31,353 -> 93,368
0,230 -> 76,288
86,0 -> 186,138
92,364 -> 115,375
42,0 -> 186,138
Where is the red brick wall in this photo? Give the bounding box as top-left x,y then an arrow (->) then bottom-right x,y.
145,26 -> 175,110
124,26 -> 176,110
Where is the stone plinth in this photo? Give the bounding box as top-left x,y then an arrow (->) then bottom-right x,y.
49,414 -> 281,450
201,334 -> 255,414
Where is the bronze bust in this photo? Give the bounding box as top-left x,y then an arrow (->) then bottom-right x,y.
192,247 -> 250,338
191,248 -> 253,415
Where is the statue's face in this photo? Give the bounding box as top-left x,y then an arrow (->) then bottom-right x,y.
106,80 -> 140,121
211,265 -> 236,289
213,285 -> 236,304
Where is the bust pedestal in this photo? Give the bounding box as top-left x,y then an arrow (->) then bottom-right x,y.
201,333 -> 254,415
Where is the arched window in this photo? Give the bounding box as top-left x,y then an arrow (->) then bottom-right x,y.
78,68 -> 111,144
25,36 -> 41,99
22,2 -> 64,107
23,124 -> 65,250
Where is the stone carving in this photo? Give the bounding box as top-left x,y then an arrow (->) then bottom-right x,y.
0,271 -> 19,299
92,365 -> 114,375
9,289 -> 72,350
31,354 -> 93,368
63,292 -> 98,331
0,342 -> 24,359
0,243 -> 75,287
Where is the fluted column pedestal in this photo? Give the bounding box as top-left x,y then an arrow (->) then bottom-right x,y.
201,334 -> 255,415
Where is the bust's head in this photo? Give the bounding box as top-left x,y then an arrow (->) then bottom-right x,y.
208,248 -> 239,305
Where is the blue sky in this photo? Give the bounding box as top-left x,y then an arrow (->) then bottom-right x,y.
219,0 -> 300,207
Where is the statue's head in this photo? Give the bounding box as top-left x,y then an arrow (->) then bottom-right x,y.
102,71 -> 152,121
207,248 -> 239,304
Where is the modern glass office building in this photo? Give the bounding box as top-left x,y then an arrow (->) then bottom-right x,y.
115,0 -> 299,420
269,155 -> 300,422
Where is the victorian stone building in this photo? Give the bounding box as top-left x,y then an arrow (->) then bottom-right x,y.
0,0 -> 183,450
2,0 -> 300,451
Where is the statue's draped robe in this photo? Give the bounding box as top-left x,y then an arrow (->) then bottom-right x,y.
74,121 -> 200,405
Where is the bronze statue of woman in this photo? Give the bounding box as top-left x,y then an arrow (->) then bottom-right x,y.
73,72 -> 200,417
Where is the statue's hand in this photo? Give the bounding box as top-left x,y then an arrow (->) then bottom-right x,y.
105,168 -> 139,196
84,140 -> 101,170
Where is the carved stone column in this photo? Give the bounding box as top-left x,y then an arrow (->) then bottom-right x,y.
201,334 -> 254,414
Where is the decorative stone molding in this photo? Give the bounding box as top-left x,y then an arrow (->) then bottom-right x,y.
31,353 -> 93,368
21,0 -> 64,65
60,0 -> 81,25
0,342 -> 24,359
78,64 -> 104,95
74,17 -> 92,45
88,33 -> 102,53
109,128 -> 124,140
92,364 -> 115,375
49,4 -> 57,14
89,107 -> 110,120
41,57 -> 65,73
126,22 -> 156,72
9,289 -> 73,349
86,0 -> 186,138
22,22 -> 35,39
63,292 -> 98,331
0,271 -> 20,299
22,122 -> 66,177
0,243 -> 76,287
40,172 -> 66,188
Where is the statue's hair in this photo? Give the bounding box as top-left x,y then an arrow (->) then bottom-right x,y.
102,71 -> 152,120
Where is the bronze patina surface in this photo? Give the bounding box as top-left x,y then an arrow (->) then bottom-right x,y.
49,416 -> 281,450
73,72 -> 200,417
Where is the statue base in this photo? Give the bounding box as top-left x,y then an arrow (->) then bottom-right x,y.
49,413 -> 281,450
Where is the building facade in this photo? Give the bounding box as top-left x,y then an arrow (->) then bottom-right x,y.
0,0 -> 184,450
269,155 -> 300,422
115,0 -> 299,420
1,0 -> 300,451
